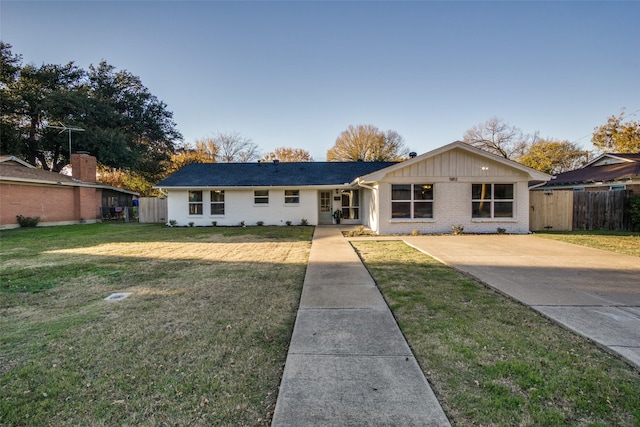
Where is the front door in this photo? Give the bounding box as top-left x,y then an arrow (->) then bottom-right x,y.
318,191 -> 333,224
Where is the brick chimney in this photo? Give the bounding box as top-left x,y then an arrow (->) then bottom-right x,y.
71,152 -> 97,183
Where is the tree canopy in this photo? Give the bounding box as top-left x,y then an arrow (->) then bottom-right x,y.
326,124 -> 409,161
518,139 -> 589,174
463,117 -> 536,160
212,132 -> 260,163
262,147 -> 313,162
591,110 -> 640,153
0,42 -> 182,179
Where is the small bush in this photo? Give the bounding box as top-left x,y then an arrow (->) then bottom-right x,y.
168,220 -> 177,227
630,194 -> 640,230
188,222 -> 194,227
452,224 -> 464,235
285,221 -> 292,226
411,229 -> 420,236
16,215 -> 40,228
300,218 -> 309,226
346,226 -> 374,237
211,221 -> 217,227
497,227 -> 507,234
256,221 -> 264,226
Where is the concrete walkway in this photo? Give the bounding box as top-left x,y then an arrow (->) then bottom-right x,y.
271,226 -> 450,426
404,235 -> 640,370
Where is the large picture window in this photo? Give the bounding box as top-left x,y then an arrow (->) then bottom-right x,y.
254,190 -> 269,204
472,183 -> 514,218
188,191 -> 203,215
285,189 -> 300,204
210,190 -> 225,215
391,184 -> 434,219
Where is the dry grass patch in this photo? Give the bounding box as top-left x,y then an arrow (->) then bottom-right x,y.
0,223 -> 312,426
353,240 -> 640,426
535,230 -> 640,257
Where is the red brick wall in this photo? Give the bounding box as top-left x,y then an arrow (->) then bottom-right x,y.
0,182 -> 99,226
71,153 -> 97,183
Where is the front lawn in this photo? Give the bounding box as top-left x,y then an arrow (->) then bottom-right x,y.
534,230 -> 640,257
353,240 -> 640,426
0,223 -> 312,426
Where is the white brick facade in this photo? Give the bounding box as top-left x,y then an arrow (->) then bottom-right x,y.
360,143 -> 550,235
160,142 -> 551,233
166,188 -> 318,227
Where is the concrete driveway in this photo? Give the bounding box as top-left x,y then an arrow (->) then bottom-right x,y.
402,235 -> 640,370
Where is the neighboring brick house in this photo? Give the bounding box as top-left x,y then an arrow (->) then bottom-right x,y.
0,152 -> 138,229
155,141 -> 551,234
537,153 -> 640,193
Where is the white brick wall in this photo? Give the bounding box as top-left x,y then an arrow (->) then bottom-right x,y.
166,188 -> 318,227
376,180 -> 531,235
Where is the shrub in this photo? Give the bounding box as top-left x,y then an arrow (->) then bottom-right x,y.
300,218 -> 309,226
188,222 -> 194,227
211,221 -> 217,227
411,229 -> 420,236
630,194 -> 640,230
256,221 -> 264,226
16,215 -> 40,228
168,219 -> 177,227
285,221 -> 292,226
497,227 -> 507,234
452,224 -> 464,235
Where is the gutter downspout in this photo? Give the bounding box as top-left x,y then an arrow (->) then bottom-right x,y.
355,178 -> 375,191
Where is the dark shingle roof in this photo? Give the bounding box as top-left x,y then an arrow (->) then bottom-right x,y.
546,159 -> 640,186
156,161 -> 397,188
0,161 -> 79,184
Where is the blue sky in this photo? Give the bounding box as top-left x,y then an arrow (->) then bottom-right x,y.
2,1 -> 639,161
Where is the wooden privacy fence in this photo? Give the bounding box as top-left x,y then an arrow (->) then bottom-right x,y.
573,190 -> 631,231
529,190 -> 573,231
530,189 -> 632,231
139,197 -> 167,223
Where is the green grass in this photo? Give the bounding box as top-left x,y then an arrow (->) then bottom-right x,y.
534,230 -> 640,257
352,240 -> 640,426
0,223 -> 313,426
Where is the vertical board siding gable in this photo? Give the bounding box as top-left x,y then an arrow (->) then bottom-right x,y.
386,149 -> 526,179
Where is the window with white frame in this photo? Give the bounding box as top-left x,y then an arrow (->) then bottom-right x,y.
210,190 -> 225,215
471,183 -> 514,218
391,184 -> 434,219
188,191 -> 203,215
284,189 -> 300,204
341,190 -> 360,219
254,190 -> 269,204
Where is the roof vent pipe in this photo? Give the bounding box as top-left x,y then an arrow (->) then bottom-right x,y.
409,152 -> 417,158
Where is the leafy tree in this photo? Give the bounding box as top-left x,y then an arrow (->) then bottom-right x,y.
1,51 -> 86,171
262,147 -> 313,162
326,124 -> 409,161
213,131 -> 259,162
0,44 -> 182,177
97,165 -> 156,196
591,110 -> 640,153
84,61 -> 182,181
0,42 -> 23,155
518,139 -> 589,174
194,137 -> 219,162
463,117 -> 536,160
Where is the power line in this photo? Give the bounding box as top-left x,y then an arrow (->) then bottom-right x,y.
570,108 -> 640,146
